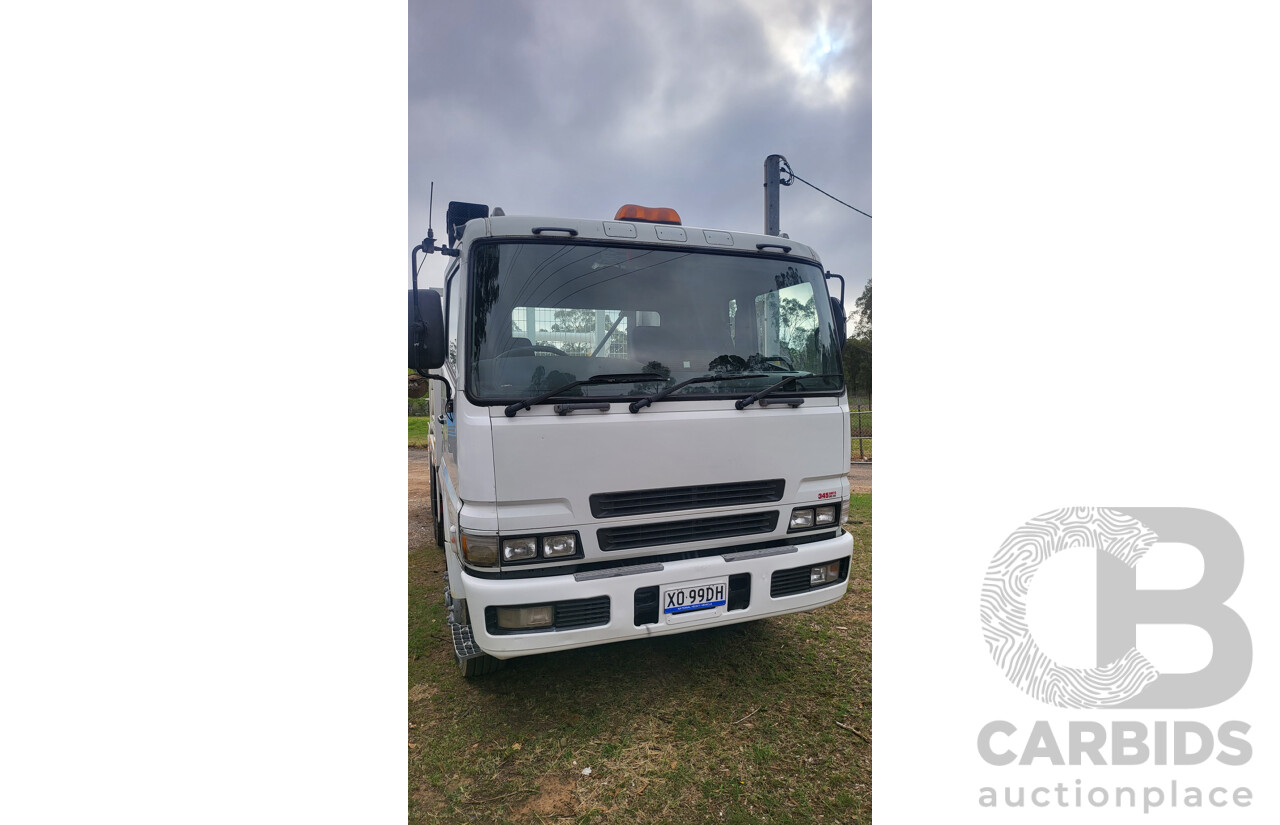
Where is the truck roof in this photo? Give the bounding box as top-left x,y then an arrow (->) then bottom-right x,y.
457,214 -> 823,266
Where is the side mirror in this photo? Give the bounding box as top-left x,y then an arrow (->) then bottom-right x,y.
831,297 -> 847,340
409,288 -> 447,371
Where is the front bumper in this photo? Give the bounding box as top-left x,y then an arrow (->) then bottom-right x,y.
461,530 -> 854,659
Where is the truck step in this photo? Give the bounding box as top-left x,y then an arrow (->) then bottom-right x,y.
451,622 -> 487,661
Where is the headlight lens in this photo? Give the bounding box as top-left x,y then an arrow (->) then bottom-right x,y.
789,508 -> 815,529
459,532 -> 499,567
502,536 -> 539,562
815,505 -> 837,526
542,533 -> 577,558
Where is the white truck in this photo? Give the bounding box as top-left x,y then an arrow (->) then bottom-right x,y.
410,200 -> 854,675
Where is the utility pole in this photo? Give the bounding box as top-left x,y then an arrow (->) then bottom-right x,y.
764,154 -> 784,236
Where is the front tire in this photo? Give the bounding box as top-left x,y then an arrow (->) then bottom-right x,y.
430,460 -> 444,548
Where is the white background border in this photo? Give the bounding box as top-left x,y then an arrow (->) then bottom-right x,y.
2,2 -> 1278,822
1,2 -> 405,821
876,1 -> 1279,821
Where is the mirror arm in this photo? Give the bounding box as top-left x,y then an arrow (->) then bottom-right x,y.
413,373 -> 454,410
824,271 -> 845,305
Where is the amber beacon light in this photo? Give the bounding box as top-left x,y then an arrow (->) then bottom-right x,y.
614,204 -> 682,225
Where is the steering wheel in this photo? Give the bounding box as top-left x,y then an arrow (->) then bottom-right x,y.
496,344 -> 569,358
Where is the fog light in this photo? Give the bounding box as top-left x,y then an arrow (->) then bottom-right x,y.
459,532 -> 499,567
810,561 -> 841,585
790,508 -> 815,529
542,533 -> 577,558
496,605 -> 554,629
502,536 -> 538,562
815,505 -> 837,526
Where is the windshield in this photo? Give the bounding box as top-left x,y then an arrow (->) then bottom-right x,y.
467,241 -> 844,402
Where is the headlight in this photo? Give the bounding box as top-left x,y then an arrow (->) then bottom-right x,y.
502,536 -> 539,562
468,530 -> 583,566
542,533 -> 577,558
459,532 -> 499,567
815,505 -> 837,526
789,508 -> 815,529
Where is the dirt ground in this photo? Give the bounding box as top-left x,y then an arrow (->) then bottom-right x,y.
408,449 -> 435,550
847,461 -> 872,494
410,448 -> 870,549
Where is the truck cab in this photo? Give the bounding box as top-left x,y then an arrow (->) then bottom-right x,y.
410,203 -> 853,675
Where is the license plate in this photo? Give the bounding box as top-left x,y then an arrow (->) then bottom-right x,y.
661,577 -> 728,623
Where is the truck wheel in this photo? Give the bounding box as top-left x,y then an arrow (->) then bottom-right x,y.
430,461 -> 444,548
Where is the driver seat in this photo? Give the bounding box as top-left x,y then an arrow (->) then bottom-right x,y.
505,337 -> 535,356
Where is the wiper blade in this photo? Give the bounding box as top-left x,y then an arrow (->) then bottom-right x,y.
505,372 -> 665,417
734,372 -> 841,409
628,373 -> 766,413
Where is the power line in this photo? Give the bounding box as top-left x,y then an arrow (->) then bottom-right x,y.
779,158 -> 871,220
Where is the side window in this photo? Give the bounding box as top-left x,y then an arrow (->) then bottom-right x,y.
754,282 -> 819,367
446,266 -> 461,372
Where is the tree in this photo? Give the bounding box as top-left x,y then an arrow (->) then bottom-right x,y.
843,280 -> 871,401
550,308 -> 598,333
852,279 -> 871,342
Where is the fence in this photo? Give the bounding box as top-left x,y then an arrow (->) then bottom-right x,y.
851,402 -> 872,462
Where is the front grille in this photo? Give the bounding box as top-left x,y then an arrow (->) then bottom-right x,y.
590,479 -> 785,518
597,511 -> 779,552
484,596 -> 611,634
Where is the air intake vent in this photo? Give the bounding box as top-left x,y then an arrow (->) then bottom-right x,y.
769,567 -> 814,598
597,511 -> 779,552
554,596 -> 612,629
590,479 -> 785,519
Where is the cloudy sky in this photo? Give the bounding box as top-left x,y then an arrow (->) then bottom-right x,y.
408,0 -> 871,309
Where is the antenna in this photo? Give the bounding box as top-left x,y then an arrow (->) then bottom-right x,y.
426,181 -> 437,249
416,181 -> 458,259
428,181 -> 436,238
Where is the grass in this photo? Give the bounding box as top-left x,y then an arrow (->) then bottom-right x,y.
409,417 -> 431,448
408,493 -> 872,824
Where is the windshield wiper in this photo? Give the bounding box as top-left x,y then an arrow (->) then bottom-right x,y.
628,373 -> 766,413
734,372 -> 845,409
505,372 -> 666,417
